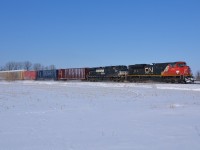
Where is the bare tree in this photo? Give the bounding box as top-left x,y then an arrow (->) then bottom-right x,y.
44,66 -> 49,70
23,61 -> 32,70
5,62 -> 16,70
4,61 -> 24,70
33,63 -> 42,71
3,61 -> 56,71
14,62 -> 23,70
49,65 -> 56,70
196,71 -> 200,81
41,65 -> 46,70
0,65 -> 4,71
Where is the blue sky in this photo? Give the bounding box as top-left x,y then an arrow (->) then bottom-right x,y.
0,0 -> 200,73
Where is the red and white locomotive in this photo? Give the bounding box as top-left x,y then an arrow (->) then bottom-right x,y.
161,62 -> 193,83
127,61 -> 194,83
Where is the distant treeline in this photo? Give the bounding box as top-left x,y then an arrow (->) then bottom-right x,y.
0,61 -> 56,71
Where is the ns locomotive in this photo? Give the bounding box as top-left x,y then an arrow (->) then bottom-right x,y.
0,61 -> 194,83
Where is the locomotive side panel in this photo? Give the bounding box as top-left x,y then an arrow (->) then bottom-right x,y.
127,63 -> 179,82
153,63 -> 172,75
128,64 -> 148,75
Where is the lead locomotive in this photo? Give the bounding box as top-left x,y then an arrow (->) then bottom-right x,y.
126,61 -> 194,83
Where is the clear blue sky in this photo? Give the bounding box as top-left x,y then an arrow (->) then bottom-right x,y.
0,0 -> 200,73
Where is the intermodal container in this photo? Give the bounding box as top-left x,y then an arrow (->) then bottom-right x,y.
58,68 -> 89,80
24,71 -> 37,80
36,70 -> 58,80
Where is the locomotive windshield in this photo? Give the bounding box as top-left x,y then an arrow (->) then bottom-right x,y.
169,63 -> 176,67
178,63 -> 186,67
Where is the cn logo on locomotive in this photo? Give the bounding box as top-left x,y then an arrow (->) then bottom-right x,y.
145,67 -> 154,74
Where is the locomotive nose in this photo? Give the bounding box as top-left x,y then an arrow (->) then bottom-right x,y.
184,66 -> 192,76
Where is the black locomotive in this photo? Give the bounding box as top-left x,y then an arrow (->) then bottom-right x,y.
87,65 -> 128,82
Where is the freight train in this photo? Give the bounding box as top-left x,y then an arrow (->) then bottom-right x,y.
0,61 -> 194,83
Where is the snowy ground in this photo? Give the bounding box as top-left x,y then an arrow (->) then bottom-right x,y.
0,81 -> 200,150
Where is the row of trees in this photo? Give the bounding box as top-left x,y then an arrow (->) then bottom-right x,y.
0,61 -> 56,71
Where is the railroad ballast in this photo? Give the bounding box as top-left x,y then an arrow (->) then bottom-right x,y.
0,61 -> 194,83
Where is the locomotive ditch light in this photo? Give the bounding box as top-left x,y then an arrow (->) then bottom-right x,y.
185,77 -> 195,83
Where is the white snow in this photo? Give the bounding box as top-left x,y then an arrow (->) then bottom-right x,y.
0,81 -> 200,150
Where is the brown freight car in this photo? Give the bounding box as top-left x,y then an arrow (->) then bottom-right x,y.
58,68 -> 89,80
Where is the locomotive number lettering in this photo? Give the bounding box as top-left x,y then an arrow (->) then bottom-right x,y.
145,67 -> 153,74
96,69 -> 104,73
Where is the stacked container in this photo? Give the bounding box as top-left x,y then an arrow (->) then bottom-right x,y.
36,70 -> 58,80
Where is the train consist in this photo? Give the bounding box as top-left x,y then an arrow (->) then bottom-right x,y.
0,61 -> 194,83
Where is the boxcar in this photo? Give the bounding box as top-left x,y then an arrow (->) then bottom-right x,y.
24,71 -> 37,80
36,70 -> 58,80
58,68 -> 89,80
0,70 -> 24,80
0,71 -> 7,80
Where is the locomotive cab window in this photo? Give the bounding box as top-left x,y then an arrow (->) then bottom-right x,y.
178,63 -> 186,67
170,63 -> 176,68
168,64 -> 172,68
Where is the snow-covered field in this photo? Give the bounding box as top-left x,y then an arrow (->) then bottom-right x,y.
0,81 -> 200,150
